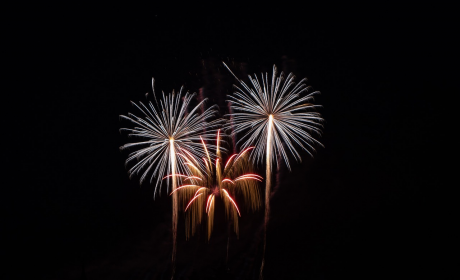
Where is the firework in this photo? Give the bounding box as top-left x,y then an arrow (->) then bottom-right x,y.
119,78 -> 222,275
223,62 -> 324,278
169,130 -> 262,240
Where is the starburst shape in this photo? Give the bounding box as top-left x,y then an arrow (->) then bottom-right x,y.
223,62 -> 324,169
119,79 -> 223,196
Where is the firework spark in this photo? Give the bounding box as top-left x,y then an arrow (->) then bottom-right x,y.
223,62 -> 324,278
169,130 -> 262,240
119,78 -> 222,277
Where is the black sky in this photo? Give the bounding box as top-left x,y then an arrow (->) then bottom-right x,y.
7,6 -> 448,280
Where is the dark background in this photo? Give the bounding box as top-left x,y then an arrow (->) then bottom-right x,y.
7,6 -> 450,280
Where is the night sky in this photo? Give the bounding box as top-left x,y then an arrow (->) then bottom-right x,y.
7,6 -> 447,280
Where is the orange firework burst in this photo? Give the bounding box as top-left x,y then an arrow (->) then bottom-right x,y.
166,130 -> 262,239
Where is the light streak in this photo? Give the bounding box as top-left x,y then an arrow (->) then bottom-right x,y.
222,189 -> 241,216
185,193 -> 203,211
169,138 -> 178,278
234,176 -> 263,182
162,174 -> 187,180
206,194 -> 213,213
201,136 -> 212,169
169,185 -> 200,196
193,187 -> 207,197
185,176 -> 202,181
234,147 -> 254,163
224,154 -> 237,170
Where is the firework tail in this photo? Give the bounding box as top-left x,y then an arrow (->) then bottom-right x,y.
226,225 -> 230,266
260,115 -> 274,279
170,139 -> 177,279
226,94 -> 237,266
222,61 -> 323,279
121,79 -> 223,279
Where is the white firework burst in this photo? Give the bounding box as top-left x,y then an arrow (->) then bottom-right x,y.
223,62 -> 324,278
223,62 -> 324,169
120,78 -> 224,275
119,78 -> 223,197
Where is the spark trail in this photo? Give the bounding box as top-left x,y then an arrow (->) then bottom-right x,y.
119,78 -> 222,279
223,62 -> 324,279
